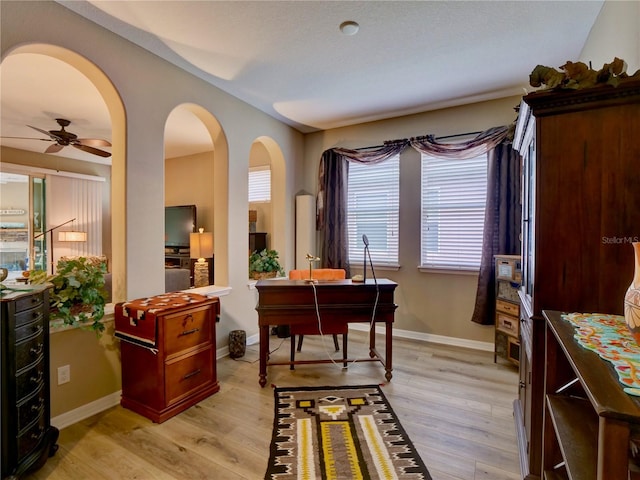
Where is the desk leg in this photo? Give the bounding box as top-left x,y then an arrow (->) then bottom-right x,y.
385,321 -> 393,382
259,325 -> 268,387
369,324 -> 376,358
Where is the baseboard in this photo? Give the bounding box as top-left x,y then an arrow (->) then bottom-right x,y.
51,390 -> 122,430
347,324 -> 494,352
247,326 -> 492,352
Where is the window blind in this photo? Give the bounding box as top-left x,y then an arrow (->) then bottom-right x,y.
347,156 -> 399,265
248,166 -> 271,202
46,174 -> 103,268
421,153 -> 487,270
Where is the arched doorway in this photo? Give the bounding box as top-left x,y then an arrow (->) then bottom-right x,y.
1,44 -> 127,301
165,103 -> 229,286
249,136 -> 287,267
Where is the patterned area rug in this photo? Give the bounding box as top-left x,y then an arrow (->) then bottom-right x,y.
265,385 -> 432,480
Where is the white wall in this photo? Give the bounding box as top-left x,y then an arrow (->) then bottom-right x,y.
579,0 -> 640,72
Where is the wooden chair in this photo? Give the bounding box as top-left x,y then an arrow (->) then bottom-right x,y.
288,268 -> 348,369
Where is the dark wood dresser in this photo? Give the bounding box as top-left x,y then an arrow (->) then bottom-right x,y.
115,293 -> 220,423
1,285 -> 59,479
512,78 -> 640,479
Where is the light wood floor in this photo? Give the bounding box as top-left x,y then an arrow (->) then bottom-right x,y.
26,331 -> 521,480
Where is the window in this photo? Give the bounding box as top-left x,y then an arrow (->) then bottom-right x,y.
0,165 -> 104,277
248,166 -> 271,202
347,156 -> 399,266
420,153 -> 487,270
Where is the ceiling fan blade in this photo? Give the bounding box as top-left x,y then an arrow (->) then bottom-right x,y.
45,143 -> 63,154
0,136 -> 53,142
76,138 -> 112,147
27,125 -> 60,140
73,143 -> 111,158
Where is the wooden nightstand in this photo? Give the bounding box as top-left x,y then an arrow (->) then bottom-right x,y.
115,293 -> 220,423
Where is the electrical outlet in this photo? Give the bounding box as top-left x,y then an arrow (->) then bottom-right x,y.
57,365 -> 70,385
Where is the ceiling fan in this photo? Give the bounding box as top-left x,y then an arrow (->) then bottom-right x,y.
2,118 -> 111,158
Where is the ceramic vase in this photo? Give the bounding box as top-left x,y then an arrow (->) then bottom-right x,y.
625,242 -> 640,344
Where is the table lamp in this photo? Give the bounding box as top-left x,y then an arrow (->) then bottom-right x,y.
190,228 -> 214,287
305,253 -> 321,283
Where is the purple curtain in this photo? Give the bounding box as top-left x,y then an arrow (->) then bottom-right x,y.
316,149 -> 350,272
471,142 -> 522,325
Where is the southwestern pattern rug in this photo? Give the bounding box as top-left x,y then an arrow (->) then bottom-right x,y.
265,385 -> 432,480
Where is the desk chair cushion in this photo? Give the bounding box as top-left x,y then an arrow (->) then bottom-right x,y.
288,268 -> 347,280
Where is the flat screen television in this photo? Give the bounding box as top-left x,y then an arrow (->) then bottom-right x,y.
165,205 -> 196,251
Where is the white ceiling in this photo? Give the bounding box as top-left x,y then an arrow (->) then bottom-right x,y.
0,0 -> 604,164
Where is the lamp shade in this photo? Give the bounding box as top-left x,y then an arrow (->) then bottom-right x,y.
58,231 -> 87,242
190,231 -> 213,259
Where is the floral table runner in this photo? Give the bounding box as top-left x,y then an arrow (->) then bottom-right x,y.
562,313 -> 640,396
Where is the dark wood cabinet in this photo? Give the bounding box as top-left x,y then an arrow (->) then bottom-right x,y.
249,232 -> 267,253
512,79 -> 640,479
1,285 -> 58,479
116,295 -> 220,423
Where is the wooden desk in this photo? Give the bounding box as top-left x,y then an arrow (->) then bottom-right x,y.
255,279 -> 397,387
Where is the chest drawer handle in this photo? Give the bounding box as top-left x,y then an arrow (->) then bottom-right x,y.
31,398 -> 45,412
179,328 -> 200,336
30,426 -> 44,440
30,371 -> 44,384
30,343 -> 44,356
183,369 -> 201,380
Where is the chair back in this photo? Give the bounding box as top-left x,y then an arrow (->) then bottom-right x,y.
288,268 -> 346,280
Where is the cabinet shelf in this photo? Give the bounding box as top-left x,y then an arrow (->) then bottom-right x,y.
543,469 -> 569,480
546,394 -> 598,480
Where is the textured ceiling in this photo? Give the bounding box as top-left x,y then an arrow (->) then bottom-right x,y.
0,0 -> 604,163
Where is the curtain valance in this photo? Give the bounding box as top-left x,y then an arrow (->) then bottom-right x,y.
409,125 -> 512,159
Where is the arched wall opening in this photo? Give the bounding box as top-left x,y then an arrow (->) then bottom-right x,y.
164,103 -> 229,286
249,136 -> 286,266
1,43 -> 127,301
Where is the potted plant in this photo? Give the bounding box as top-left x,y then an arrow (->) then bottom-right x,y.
249,249 -> 285,280
30,256 -> 108,334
